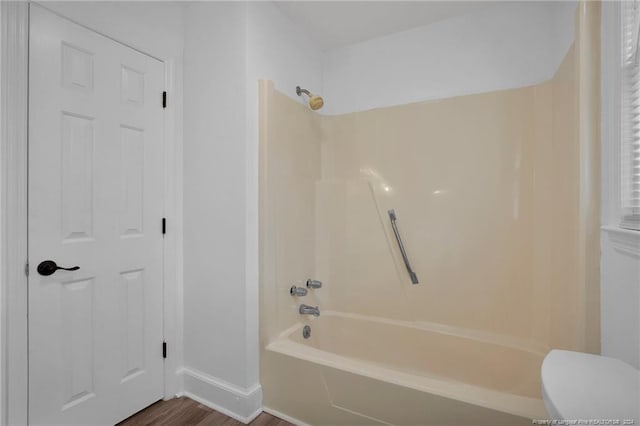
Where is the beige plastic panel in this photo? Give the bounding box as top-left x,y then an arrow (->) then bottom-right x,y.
320,87 -> 538,337
323,368 -> 531,426
259,80 -> 322,346
289,314 -> 542,399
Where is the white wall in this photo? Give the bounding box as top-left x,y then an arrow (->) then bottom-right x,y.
322,1 -> 577,115
182,1 -> 323,420
182,0 -> 252,409
37,2 -> 184,59
600,234 -> 640,368
600,1 -> 640,369
247,2 -> 324,103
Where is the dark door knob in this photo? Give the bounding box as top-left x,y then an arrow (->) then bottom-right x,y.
37,260 -> 80,276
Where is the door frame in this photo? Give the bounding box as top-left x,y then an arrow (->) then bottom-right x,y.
0,3 -> 184,425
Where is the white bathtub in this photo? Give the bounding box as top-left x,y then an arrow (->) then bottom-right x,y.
264,311 -> 548,425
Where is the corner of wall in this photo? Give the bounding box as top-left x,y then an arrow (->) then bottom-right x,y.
182,0 -> 256,414
576,0 -> 601,355
320,1 -> 578,115
180,367 -> 263,423
547,1 -> 579,82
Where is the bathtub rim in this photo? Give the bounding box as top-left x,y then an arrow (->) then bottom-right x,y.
295,310 -> 551,355
266,311 -> 548,421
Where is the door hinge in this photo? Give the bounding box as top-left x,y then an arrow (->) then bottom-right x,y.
162,217 -> 166,235
162,91 -> 167,109
162,341 -> 167,359
24,262 -> 29,277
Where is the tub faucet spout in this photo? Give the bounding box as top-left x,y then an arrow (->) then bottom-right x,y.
299,304 -> 320,317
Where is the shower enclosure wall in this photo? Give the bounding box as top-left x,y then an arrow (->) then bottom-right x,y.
259,3 -> 600,424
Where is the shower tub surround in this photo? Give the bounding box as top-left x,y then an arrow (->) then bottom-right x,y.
259,3 -> 600,425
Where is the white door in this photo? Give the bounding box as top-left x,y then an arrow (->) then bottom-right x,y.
28,5 -> 165,425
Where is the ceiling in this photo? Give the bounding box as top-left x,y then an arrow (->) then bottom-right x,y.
274,1 -> 497,51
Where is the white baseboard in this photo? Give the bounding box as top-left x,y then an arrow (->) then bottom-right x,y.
263,406 -> 311,426
180,367 -> 262,424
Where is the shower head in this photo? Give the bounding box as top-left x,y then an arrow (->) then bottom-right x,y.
296,86 -> 324,111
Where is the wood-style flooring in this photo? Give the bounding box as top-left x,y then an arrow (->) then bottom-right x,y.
117,397 -> 295,426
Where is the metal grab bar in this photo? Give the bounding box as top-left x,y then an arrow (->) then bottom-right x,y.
387,209 -> 419,284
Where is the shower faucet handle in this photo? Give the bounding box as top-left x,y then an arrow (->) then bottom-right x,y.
290,286 -> 308,297
306,279 -> 322,289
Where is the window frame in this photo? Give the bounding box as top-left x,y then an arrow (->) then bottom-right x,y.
620,0 -> 640,231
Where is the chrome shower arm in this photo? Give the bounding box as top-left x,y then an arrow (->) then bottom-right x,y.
296,86 -> 311,96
